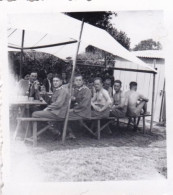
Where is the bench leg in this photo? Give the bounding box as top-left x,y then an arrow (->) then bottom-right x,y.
80,120 -> 96,137
133,117 -> 136,125
13,120 -> 21,140
127,117 -> 131,128
100,120 -> 113,132
117,118 -> 120,127
33,122 -> 37,147
97,120 -> 101,140
137,117 -> 141,127
143,116 -> 146,134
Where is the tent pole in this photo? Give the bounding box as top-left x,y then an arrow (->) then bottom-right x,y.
150,59 -> 156,132
20,30 -> 25,79
159,79 -> 165,122
62,20 -> 84,144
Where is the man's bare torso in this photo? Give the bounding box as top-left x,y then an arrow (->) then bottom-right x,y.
94,88 -> 108,106
113,90 -> 122,105
125,90 -> 140,109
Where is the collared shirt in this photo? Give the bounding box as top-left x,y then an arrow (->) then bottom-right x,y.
55,85 -> 63,91
76,85 -> 87,91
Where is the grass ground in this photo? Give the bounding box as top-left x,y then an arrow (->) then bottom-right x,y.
10,121 -> 167,182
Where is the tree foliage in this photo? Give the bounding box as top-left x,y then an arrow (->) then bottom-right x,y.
66,12 -> 130,50
8,51 -> 68,82
66,12 -> 115,30
133,39 -> 162,51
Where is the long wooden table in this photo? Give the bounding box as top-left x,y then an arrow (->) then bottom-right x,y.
10,99 -> 47,117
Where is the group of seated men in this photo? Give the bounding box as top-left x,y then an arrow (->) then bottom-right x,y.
17,71 -> 149,138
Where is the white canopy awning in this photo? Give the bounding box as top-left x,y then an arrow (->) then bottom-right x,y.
7,13 -> 156,73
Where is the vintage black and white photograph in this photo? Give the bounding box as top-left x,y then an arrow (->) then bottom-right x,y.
6,10 -> 167,184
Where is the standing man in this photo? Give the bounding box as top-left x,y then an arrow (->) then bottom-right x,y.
91,77 -> 112,118
125,81 -> 148,117
43,72 -> 53,93
110,80 -> 127,117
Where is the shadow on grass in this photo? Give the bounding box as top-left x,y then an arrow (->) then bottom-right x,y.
23,121 -> 166,153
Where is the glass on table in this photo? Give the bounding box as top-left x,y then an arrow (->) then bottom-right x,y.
28,97 -> 34,101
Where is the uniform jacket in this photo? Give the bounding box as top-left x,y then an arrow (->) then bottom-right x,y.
73,85 -> 92,118
48,86 -> 69,118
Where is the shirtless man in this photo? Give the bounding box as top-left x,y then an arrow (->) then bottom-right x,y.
110,80 -> 127,117
126,81 -> 148,117
91,77 -> 112,118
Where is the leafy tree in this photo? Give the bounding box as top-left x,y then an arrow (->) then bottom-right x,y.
133,39 -> 162,51
66,12 -> 130,50
8,51 -> 68,82
66,12 -> 116,30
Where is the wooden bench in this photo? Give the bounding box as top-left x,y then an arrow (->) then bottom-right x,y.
126,113 -> 151,133
14,113 -> 151,146
84,113 -> 151,140
14,117 -> 115,146
13,118 -> 60,146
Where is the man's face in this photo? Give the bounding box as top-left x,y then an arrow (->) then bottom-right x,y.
130,85 -> 137,91
53,78 -> 62,88
104,80 -> 111,89
62,73 -> 67,79
30,73 -> 37,83
74,76 -> 83,88
47,73 -> 53,80
134,86 -> 137,91
94,80 -> 102,91
41,85 -> 46,92
24,74 -> 30,80
114,82 -> 121,92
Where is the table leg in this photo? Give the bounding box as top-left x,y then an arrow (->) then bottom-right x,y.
19,106 -> 26,117
13,120 -> 21,140
33,122 -> 37,147
24,121 -> 30,141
